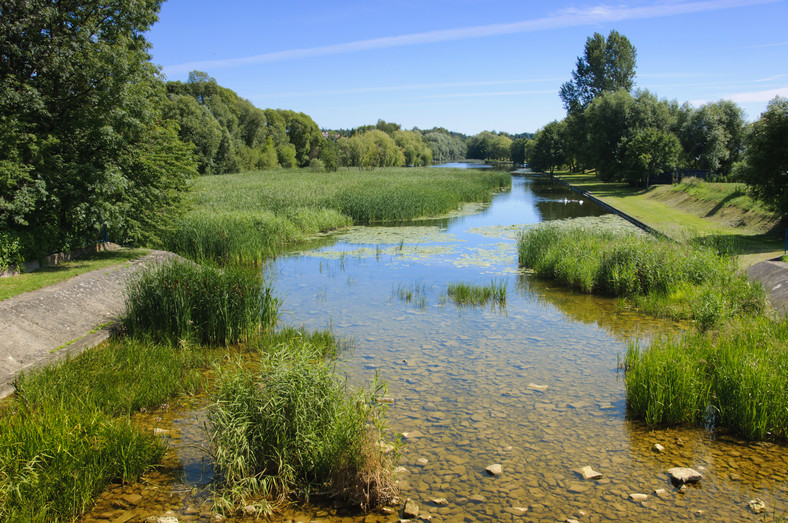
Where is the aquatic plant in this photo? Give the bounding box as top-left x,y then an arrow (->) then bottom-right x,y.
123,259 -> 278,346
517,218 -> 766,327
0,337 -> 206,521
207,341 -> 397,514
445,279 -> 507,308
625,316 -> 788,440
168,168 -> 510,263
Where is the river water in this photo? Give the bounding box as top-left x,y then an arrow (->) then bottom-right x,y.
82,174 -> 788,522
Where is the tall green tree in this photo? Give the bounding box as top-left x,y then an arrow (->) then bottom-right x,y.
738,97 -> 788,216
529,121 -> 568,174
0,0 -> 196,260
559,30 -> 637,113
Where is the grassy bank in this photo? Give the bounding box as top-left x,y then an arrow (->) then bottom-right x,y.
166,167 -> 510,263
517,218 -> 765,329
0,338 -> 208,520
552,172 -> 782,266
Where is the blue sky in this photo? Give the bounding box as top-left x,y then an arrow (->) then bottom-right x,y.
146,0 -> 788,135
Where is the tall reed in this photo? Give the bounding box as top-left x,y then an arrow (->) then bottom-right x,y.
517,219 -> 765,328
208,341 -> 396,514
625,316 -> 788,440
446,279 -> 507,308
123,259 -> 278,346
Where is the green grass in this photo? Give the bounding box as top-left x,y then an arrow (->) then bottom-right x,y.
0,249 -> 149,301
0,337 -> 208,521
552,172 -> 783,267
445,279 -> 507,308
168,168 -> 510,263
517,218 -> 766,329
123,259 -> 278,346
625,316 -> 788,440
207,340 -> 396,514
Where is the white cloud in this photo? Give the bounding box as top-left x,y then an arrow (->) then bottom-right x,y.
690,86 -> 788,105
164,0 -> 776,75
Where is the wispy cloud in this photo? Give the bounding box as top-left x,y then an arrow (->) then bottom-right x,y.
731,41 -> 788,50
690,86 -> 788,105
755,74 -> 788,83
164,0 -> 775,75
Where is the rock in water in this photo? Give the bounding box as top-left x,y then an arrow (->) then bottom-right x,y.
402,498 -> 419,519
749,498 -> 766,514
485,463 -> 503,476
667,467 -> 703,484
577,466 -> 602,480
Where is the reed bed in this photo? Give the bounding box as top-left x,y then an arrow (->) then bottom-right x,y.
207,341 -> 396,514
445,279 -> 507,308
517,218 -> 765,328
625,316 -> 788,440
123,259 -> 278,346
169,168 -> 509,263
0,338 -> 207,521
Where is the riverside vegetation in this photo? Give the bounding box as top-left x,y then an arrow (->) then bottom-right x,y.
517,215 -> 788,440
1,166 -> 509,520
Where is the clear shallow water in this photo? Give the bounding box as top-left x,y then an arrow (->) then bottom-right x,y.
82,175 -> 788,522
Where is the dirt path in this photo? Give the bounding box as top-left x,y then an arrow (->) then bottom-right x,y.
0,250 -> 176,398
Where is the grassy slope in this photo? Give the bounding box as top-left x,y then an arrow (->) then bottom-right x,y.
0,249 -> 149,301
554,173 -> 783,267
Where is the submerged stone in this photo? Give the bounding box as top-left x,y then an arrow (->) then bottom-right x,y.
485,463 -> 503,476
577,466 -> 602,480
667,467 -> 703,484
749,498 -> 766,514
402,498 -> 420,519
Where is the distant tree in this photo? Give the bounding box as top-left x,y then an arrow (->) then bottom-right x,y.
530,121 -> 568,173
280,110 -> 322,167
620,127 -> 681,186
394,130 -> 433,166
738,97 -> 788,216
423,130 -> 467,162
467,132 -> 512,161
339,130 -> 404,169
559,30 -> 637,113
510,137 -> 531,165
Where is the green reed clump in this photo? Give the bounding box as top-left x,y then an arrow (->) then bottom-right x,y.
445,279 -> 507,308
517,218 -> 765,327
208,341 -> 396,514
0,337 -> 207,521
123,259 -> 278,346
625,316 -> 788,440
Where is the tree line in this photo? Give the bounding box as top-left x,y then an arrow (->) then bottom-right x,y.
517,30 -> 787,220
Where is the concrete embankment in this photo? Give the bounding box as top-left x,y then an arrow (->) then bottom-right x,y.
0,250 -> 176,398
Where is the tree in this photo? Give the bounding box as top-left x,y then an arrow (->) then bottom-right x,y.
394,130 -> 433,166
339,130 -> 404,169
529,121 -> 568,174
466,132 -> 512,161
738,97 -> 788,216
620,127 -> 681,186
559,30 -> 637,113
510,137 -> 531,165
0,0 -> 196,260
423,129 -> 467,162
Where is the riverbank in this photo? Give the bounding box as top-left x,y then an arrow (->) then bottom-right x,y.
0,250 -> 176,398
552,172 -> 783,268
